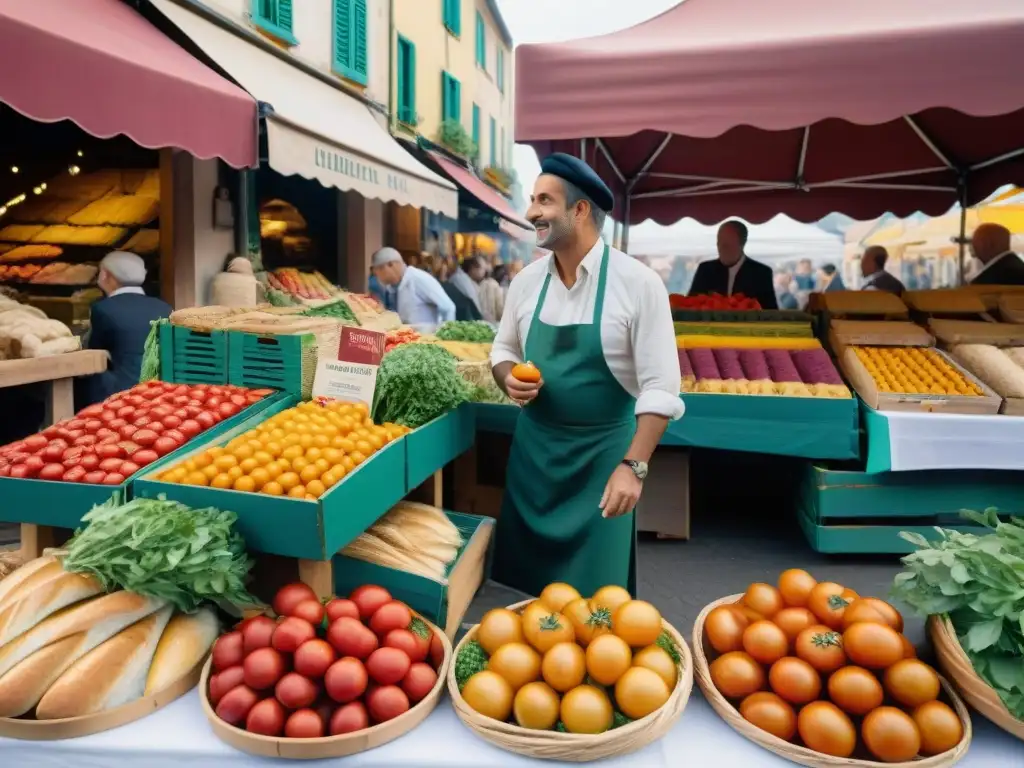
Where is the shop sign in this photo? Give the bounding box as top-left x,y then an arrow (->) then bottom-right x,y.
312,326 -> 386,405
314,146 -> 409,194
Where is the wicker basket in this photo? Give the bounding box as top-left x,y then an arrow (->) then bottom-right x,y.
928,614 -> 1024,741
693,595 -> 973,768
446,598 -> 693,762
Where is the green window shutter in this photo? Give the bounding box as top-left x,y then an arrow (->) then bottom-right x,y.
453,78 -> 462,123
497,48 -> 504,92
443,0 -> 460,36
472,104 -> 480,147
252,0 -> 298,44
397,37 -> 416,125
475,12 -> 486,68
442,72 -> 461,123
489,117 -> 496,166
333,0 -> 368,86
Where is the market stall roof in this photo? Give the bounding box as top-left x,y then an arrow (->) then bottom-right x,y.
515,0 -> 1024,227
425,150 -> 534,234
148,0 -> 458,217
0,0 -> 257,169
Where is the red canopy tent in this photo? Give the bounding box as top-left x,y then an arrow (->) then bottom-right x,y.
515,0 -> 1024,255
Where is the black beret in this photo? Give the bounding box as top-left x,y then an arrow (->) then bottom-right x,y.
540,153 -> 614,213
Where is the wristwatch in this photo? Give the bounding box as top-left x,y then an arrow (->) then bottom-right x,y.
622,459 -> 648,481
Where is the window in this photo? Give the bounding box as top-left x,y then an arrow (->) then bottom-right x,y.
442,72 -> 461,123
489,116 -> 496,166
475,11 -> 486,69
496,48 -> 504,93
501,127 -> 505,167
472,104 -> 481,150
251,0 -> 297,44
443,0 -> 460,36
397,36 -> 416,125
333,0 -> 368,85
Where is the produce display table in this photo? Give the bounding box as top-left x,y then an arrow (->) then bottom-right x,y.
0,350 -> 107,558
1,688 -> 1017,767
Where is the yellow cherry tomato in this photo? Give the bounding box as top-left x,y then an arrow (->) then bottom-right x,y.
210,473 -> 233,489
281,445 -> 303,461
185,471 -> 209,486
253,451 -> 274,466
239,458 -> 259,474
349,451 -> 366,467
299,465 -> 322,484
288,485 -> 307,499
278,472 -> 301,491
248,467 -> 270,489
261,481 -> 283,496
306,479 -> 326,497
291,456 -> 310,473
234,475 -> 256,493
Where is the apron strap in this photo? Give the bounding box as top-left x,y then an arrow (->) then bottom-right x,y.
592,244 -> 611,325
531,272 -> 553,327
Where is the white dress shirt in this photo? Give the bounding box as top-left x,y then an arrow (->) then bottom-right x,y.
396,266 -> 456,333
448,269 -> 483,315
109,286 -> 145,298
491,239 -> 684,420
726,255 -> 746,296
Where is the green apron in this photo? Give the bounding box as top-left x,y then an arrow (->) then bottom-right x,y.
493,245 -> 638,599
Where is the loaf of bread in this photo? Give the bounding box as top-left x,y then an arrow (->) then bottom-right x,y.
0,591 -> 166,678
0,557 -> 63,612
144,606 -> 218,695
37,605 -> 174,719
0,571 -> 103,648
0,634 -> 88,717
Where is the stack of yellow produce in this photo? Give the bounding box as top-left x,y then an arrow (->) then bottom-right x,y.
156,400 -> 411,499
852,347 -> 984,396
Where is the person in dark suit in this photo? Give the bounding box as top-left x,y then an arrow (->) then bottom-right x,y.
861,246 -> 906,294
688,220 -> 779,309
76,251 -> 172,407
969,224 -> 1024,285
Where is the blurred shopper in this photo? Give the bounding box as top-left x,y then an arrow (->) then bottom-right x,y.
689,220 -> 778,309
774,273 -> 799,309
449,255 -> 485,316
210,255 -> 263,307
820,263 -> 846,292
860,247 -> 905,293
969,223 -> 1024,285
370,247 -> 455,332
476,259 -> 505,322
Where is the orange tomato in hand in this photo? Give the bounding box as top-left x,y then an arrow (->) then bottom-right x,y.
511,362 -> 542,383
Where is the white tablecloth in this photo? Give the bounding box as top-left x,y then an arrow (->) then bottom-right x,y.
883,410 -> 1024,472
2,689 -> 1019,767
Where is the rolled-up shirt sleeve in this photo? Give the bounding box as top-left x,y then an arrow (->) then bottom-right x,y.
631,275 -> 685,420
490,276 -> 525,368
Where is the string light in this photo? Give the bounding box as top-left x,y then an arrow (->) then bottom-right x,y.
68,165 -> 80,176
76,150 -> 84,157
32,186 -> 42,195
9,166 -> 17,174
0,150 -> 89,219
0,207 -> 6,216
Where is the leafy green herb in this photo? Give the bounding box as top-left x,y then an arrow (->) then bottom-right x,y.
436,320 -> 496,343
612,711 -> 634,729
455,640 -> 488,690
302,298 -> 358,323
892,509 -> 1024,719
62,496 -> 260,615
408,616 -> 430,639
656,631 -> 682,665
372,343 -> 476,428
555,721 -> 567,733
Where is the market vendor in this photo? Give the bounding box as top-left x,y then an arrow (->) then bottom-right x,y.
968,223 -> 1024,285
688,221 -> 779,309
76,251 -> 172,407
370,247 -> 455,333
489,153 -> 683,598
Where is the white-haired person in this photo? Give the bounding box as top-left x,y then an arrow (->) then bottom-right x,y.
77,251 -> 171,406
370,246 -> 455,333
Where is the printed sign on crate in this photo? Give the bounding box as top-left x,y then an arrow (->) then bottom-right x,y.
312,327 -> 386,405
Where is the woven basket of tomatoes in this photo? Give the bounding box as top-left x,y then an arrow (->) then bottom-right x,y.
693,570 -> 972,768
928,614 -> 1024,741
199,583 -> 451,759
447,583 -> 692,763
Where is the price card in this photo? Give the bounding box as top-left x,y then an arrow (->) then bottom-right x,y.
312,327 -> 386,405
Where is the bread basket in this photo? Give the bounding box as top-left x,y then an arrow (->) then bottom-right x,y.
693,595 -> 972,768
928,614 -> 1024,741
200,616 -> 452,759
446,598 -> 693,762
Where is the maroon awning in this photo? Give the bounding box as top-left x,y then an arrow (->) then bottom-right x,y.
0,0 -> 257,168
426,150 -> 535,235
516,0 -> 1024,225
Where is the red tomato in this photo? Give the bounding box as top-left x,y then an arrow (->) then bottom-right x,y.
118,424 -> 138,440
206,396 -> 223,408
284,709 -> 324,739
96,443 -> 124,459
272,583 -> 318,617
41,444 -> 65,462
83,470 -> 107,484
212,631 -> 245,671
39,463 -> 65,480
103,473 -> 126,485
23,435 -> 47,451
429,632 -> 445,670
95,427 -> 117,440
163,429 -> 186,444
366,685 -> 409,723
327,617 -> 379,660
127,395 -> 147,407
245,698 -> 285,737
80,454 -> 100,471
215,685 -> 258,726
77,405 -> 104,418
132,449 -> 159,466
107,418 -> 127,430
152,437 -> 179,456
401,662 -> 438,703
61,466 -> 87,482
324,657 -> 369,704
208,665 -> 245,705
116,406 -> 135,419
105,398 -> 127,411
218,402 -> 240,419
133,429 -> 159,447
23,455 -> 44,473
330,701 -> 369,735
350,585 -> 393,621
9,465 -> 32,479
325,598 -> 360,623
99,458 -> 123,473
73,435 -> 98,447
178,419 -> 202,438
184,406 -> 203,419
83,419 -> 103,432
272,617 -> 317,654
294,639 -> 337,679
119,461 -> 140,477
98,409 -> 117,422
161,415 -> 182,430
0,466 -> 10,478
384,629 -> 426,663
171,407 -> 189,420
369,601 -> 413,638
150,405 -> 173,419
275,673 -> 319,710
195,412 -> 216,430
291,599 -> 326,625
365,647 -> 411,686
171,395 -> 190,406
242,616 -> 277,654
243,647 -> 286,690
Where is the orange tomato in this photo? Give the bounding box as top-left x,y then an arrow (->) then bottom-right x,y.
883,658 -> 940,708
777,569 -> 817,608
704,606 -> 749,654
768,657 -> 821,705
538,582 -> 582,613
585,634 -> 632,686
488,642 -> 542,691
794,625 -> 846,673
741,621 -> 789,666
614,666 -> 670,720
540,641 -> 586,692
842,622 -> 904,670
349,451 -> 367,467
477,608 -> 525,655
210,473 -> 233,489
709,651 -> 765,700
306,479 -> 326,497
739,692 -> 797,741
462,671 -> 513,722
214,455 -> 238,471
632,645 -> 677,690
261,481 -> 284,496
562,598 -> 611,647
772,607 -> 816,643
233,476 -> 256,493
862,706 -> 922,763
591,585 -> 632,615
202,465 -> 219,480
287,485 -> 307,498
797,702 -> 856,758
513,682 -> 560,731
278,472 -> 301,491
299,465 -> 322,484
249,467 -> 270,490
184,471 -> 208,486
559,685 -> 612,734
742,583 -> 784,619
612,600 -> 662,648
841,597 -> 902,631
511,361 -> 542,383
913,701 -> 963,756
828,666 -> 884,716
524,610 -> 574,654
807,582 -> 859,630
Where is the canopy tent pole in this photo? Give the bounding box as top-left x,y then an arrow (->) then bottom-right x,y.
957,180 -> 969,286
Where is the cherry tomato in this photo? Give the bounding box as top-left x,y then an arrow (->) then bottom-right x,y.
327,617 -> 379,659
329,701 -> 369,735
272,616 -> 317,654
325,656 -> 369,703
241,616 -> 277,654
325,598 -> 360,623
245,697 -> 285,736
349,585 -> 393,621
243,647 -> 286,690
365,647 -> 411,686
275,672 -> 320,709
369,601 -> 413,638
284,708 -> 324,738
798,701 -> 856,758
215,684 -> 258,726
294,639 -> 337,679
291,599 -> 326,625
272,583 -> 318,617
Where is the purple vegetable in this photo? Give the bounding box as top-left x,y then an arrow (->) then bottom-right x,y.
738,349 -> 771,381
688,348 -> 721,380
678,349 -> 693,377
711,348 -> 744,380
765,349 -> 802,383
791,348 -> 843,385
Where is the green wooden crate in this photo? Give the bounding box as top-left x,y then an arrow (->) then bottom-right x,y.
132,395 -> 409,560
797,506 -> 987,554
227,332 -> 314,397
405,405 -> 475,490
159,324 -> 228,385
333,512 -> 494,637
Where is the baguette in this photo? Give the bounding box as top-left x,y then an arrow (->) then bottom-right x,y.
0,571 -> 103,648
0,557 -> 63,612
144,606 -> 219,695
0,633 -> 88,717
37,605 -> 174,719
0,591 -> 166,679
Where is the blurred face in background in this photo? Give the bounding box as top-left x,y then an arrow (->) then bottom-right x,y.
372,260 -> 403,287
716,223 -> 743,267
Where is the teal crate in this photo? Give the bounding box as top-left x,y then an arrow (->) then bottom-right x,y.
405,405 -> 475,490
797,506 -> 987,554
333,511 -> 494,638
0,391 -> 286,531
133,395 -> 409,560
474,403 -> 520,434
227,332 -> 313,397
159,324 -> 228,385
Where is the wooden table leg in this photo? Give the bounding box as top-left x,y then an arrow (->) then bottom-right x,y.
430,469 -> 443,508
453,445 -> 478,514
45,378 -> 75,426
20,524 -> 57,560
297,559 -> 335,601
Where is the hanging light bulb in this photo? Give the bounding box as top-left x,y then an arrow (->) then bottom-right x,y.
32,186 -> 42,195
68,165 -> 80,176
39,183 -> 46,191
76,150 -> 84,157
9,166 -> 17,174
0,207 -> 6,216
